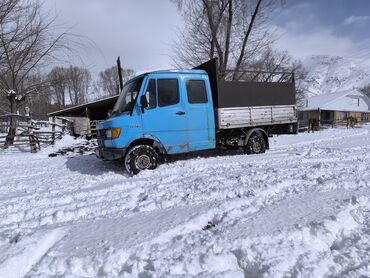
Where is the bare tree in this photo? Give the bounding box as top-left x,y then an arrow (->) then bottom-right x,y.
250,47 -> 308,106
0,0 -> 21,29
97,66 -> 135,97
172,0 -> 308,105
172,0 -> 282,79
48,67 -> 68,107
360,84 -> 370,99
0,0 -> 71,146
65,66 -> 91,105
24,73 -> 53,119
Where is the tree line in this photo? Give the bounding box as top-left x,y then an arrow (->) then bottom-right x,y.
21,65 -> 135,119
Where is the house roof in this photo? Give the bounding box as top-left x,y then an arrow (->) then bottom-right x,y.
47,95 -> 118,120
301,90 -> 370,112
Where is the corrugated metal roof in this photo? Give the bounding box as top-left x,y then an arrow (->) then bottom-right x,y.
47,95 -> 118,119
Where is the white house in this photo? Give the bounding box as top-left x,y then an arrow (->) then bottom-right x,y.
300,90 -> 370,125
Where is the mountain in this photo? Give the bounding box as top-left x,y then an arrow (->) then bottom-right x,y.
302,55 -> 370,98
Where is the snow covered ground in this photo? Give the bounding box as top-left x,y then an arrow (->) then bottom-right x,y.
0,125 -> 370,277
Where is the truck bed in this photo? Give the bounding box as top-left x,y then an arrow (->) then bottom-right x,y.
217,105 -> 297,129
194,58 -> 298,131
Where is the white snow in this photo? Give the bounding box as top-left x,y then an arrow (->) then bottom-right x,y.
301,90 -> 370,112
0,125 -> 370,277
7,90 -> 16,96
0,229 -> 66,278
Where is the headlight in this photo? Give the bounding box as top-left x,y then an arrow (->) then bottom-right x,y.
106,129 -> 112,138
106,128 -> 121,139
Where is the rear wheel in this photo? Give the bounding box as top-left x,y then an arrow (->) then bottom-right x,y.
124,145 -> 158,175
244,132 -> 266,154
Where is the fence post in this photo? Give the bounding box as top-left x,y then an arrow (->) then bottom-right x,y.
52,116 -> 56,145
61,118 -> 66,133
28,118 -> 37,153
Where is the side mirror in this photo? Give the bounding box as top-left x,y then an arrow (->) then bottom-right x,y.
140,95 -> 148,113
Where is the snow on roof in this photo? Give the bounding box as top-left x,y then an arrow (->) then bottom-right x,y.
301,90 -> 370,112
47,95 -> 119,117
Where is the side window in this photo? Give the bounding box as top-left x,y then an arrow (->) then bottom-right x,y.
186,80 -> 208,104
145,79 -> 157,109
158,79 -> 179,107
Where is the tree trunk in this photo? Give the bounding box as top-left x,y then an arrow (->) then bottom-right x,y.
232,0 -> 263,81
221,0 -> 233,78
5,96 -> 17,147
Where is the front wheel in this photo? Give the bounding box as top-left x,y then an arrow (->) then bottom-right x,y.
244,132 -> 266,155
124,145 -> 158,175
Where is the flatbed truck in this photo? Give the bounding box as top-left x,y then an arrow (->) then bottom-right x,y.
96,58 -> 298,174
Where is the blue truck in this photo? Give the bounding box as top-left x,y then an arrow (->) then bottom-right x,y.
96,59 -> 298,174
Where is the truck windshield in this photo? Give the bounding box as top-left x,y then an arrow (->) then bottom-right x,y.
111,76 -> 144,116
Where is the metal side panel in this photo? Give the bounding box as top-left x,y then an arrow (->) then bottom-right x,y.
217,105 -> 297,129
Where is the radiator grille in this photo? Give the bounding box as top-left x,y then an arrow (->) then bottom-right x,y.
96,129 -> 106,148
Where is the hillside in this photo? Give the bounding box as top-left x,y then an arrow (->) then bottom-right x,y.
302,55 -> 370,98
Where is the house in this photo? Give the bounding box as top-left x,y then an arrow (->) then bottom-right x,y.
299,90 -> 370,127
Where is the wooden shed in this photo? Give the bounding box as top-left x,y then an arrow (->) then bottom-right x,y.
47,95 -> 118,136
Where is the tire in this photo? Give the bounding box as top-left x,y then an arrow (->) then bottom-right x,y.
244,131 -> 266,155
124,145 -> 158,175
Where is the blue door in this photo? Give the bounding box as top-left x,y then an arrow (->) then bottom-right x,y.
141,75 -> 189,154
183,78 -> 215,151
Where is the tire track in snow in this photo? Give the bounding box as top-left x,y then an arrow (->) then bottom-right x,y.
1,130 -> 369,234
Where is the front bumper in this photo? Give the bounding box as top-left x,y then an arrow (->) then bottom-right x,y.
95,147 -> 127,161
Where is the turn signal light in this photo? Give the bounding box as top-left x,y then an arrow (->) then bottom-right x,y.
111,128 -> 121,139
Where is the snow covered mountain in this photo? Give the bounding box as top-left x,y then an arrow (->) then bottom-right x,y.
302,55 -> 370,98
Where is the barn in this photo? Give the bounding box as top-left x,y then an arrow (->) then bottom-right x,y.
299,90 -> 370,127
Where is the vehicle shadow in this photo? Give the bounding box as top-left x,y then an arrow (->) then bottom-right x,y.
64,149 -> 244,176
65,154 -> 129,177
163,148 -> 244,163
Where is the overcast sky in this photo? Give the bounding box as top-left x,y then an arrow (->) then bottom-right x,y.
43,0 -> 370,75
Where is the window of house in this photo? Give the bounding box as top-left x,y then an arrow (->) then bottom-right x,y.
186,80 -> 208,104
362,113 -> 369,121
158,79 -> 179,107
340,112 -> 349,120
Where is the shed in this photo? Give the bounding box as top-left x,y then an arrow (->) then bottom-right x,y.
299,90 -> 370,126
48,95 -> 118,120
47,95 -> 118,136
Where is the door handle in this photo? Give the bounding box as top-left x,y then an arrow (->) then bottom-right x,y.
176,111 -> 186,115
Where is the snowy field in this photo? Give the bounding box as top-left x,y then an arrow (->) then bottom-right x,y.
0,125 -> 370,278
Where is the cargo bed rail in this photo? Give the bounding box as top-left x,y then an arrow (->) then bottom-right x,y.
217,105 -> 297,129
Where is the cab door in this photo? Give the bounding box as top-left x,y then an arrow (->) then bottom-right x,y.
140,75 -> 189,154
183,78 -> 215,151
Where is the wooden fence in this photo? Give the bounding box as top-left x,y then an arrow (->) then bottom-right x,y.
0,115 -> 71,153
299,118 -> 362,132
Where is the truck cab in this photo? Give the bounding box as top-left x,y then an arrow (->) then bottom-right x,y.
96,69 -> 216,174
